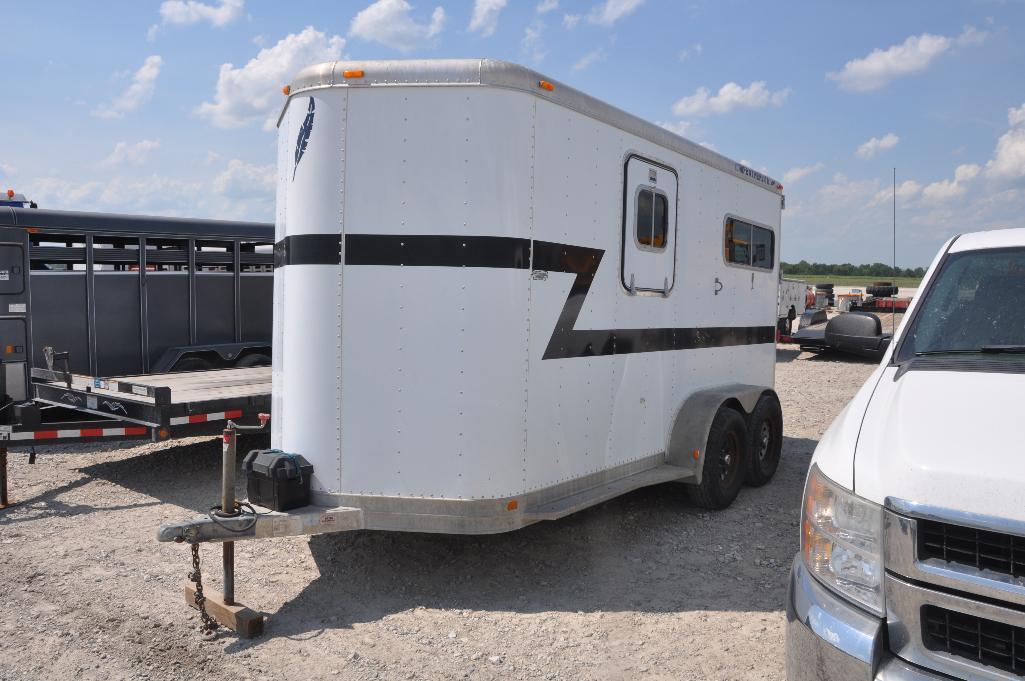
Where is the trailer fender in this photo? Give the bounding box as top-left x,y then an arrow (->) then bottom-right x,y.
665,384 -> 772,483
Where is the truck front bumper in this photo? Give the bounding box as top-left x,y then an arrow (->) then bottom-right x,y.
785,555 -> 947,680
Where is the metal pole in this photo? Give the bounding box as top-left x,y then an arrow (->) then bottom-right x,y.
893,167 -> 897,335
0,445 -> 8,508
221,426 -> 236,605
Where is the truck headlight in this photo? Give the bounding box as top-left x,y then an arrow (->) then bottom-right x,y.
801,464 -> 884,616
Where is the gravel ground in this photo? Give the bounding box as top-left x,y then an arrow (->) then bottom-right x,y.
0,349 -> 877,681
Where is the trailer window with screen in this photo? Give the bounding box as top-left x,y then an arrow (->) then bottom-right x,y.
725,217 -> 774,270
635,188 -> 668,250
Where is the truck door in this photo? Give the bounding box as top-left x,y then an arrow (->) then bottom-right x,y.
0,229 -> 29,401
621,155 -> 678,294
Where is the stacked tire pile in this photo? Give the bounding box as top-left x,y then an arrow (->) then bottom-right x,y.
866,281 -> 899,298
815,282 -> 834,307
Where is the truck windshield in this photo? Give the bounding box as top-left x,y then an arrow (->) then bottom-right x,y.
895,246 -> 1025,362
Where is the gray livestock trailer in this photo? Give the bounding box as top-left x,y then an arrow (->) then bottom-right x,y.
0,206 -> 274,447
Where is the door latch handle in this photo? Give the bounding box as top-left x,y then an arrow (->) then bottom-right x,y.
714,277 -> 723,295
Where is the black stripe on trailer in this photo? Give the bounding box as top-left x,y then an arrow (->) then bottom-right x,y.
275,233 -> 774,358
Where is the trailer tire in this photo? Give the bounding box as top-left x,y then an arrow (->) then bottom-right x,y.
236,353 -> 271,368
171,356 -> 213,372
746,394 -> 783,487
687,407 -> 747,510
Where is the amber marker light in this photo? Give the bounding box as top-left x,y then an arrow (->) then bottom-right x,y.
282,85 -> 291,95
692,449 -> 700,460
343,69 -> 364,78
538,80 -> 555,91
506,499 -> 519,511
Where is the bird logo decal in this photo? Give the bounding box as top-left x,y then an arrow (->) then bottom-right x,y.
293,96 -> 315,180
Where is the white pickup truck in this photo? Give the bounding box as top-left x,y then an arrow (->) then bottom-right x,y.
787,228 -> 1025,680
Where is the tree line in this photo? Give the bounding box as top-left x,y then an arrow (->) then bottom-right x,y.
781,261 -> 926,278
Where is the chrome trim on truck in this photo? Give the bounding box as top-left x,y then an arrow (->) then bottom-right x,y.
884,505 -> 1025,608
886,572 -> 1025,681
785,555 -> 948,680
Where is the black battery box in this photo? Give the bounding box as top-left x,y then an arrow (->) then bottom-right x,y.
242,449 -> 314,512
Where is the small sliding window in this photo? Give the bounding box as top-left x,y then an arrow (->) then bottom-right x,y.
724,217 -> 774,270
635,188 -> 669,250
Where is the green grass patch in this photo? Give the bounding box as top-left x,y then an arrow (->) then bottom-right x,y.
783,274 -> 923,288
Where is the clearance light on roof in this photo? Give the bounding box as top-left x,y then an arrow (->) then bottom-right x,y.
6,189 -> 13,199
343,69 -> 364,79
538,80 -> 555,91
282,85 -> 291,95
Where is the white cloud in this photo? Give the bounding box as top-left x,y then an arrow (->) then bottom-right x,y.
349,0 -> 445,52
678,43 -> 702,61
985,103 -> 1025,179
100,140 -> 161,168
536,0 -> 558,13
522,20 -> 547,65
0,163 -> 14,178
214,159 -> 275,198
158,0 -> 244,27
871,179 -> 923,206
205,151 -> 224,165
657,120 -> 692,137
572,48 -> 607,72
93,56 -> 163,119
147,24 -> 160,41
196,27 -> 345,130
922,163 -> 981,203
1008,103 -> 1025,128
828,26 -> 986,92
468,0 -> 506,37
856,133 -> 899,159
819,173 -> 882,208
783,163 -> 824,185
587,0 -> 644,26
562,13 -> 580,29
672,81 -> 790,117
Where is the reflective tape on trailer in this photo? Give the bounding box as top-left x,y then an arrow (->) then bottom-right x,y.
7,426 -> 149,441
168,410 -> 243,426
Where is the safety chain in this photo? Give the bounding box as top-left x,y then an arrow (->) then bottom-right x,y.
188,541 -> 219,636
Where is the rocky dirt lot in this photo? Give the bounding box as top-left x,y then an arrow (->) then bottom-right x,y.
0,348 -> 877,681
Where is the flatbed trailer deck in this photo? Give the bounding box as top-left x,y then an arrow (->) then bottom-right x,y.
23,366 -> 270,438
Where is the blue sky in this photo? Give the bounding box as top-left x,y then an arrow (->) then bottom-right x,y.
2,0 -> 1024,266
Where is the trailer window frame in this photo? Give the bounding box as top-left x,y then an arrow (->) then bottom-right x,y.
632,185 -> 670,253
723,215 -> 775,272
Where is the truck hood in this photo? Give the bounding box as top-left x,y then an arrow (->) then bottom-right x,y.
853,364 -> 1025,523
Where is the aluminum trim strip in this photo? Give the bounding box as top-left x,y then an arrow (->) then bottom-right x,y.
278,59 -> 782,196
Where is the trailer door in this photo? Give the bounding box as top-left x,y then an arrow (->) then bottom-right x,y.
622,156 -> 677,294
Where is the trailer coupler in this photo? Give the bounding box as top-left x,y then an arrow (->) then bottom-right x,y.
157,504 -> 364,544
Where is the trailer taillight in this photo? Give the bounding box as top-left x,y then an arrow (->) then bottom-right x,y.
343,69 -> 364,79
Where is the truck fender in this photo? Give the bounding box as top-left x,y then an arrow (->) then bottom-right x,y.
665,383 -> 774,483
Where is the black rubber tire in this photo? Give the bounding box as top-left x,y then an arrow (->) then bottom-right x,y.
866,285 -> 898,297
687,407 -> 748,510
171,356 -> 213,372
236,353 -> 271,368
815,283 -> 834,291
872,281 -> 893,287
746,395 -> 783,487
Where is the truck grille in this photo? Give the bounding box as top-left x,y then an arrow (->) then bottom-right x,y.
922,605 -> 1025,676
919,518 -> 1025,579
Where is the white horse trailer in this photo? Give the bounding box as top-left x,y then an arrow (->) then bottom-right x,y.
162,59 -> 786,546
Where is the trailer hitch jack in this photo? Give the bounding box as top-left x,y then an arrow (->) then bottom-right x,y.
181,414 -> 269,638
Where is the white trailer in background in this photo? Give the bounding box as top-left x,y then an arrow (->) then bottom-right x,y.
161,58 -> 786,545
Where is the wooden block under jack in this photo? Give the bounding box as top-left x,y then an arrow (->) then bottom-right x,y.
184,583 -> 265,638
